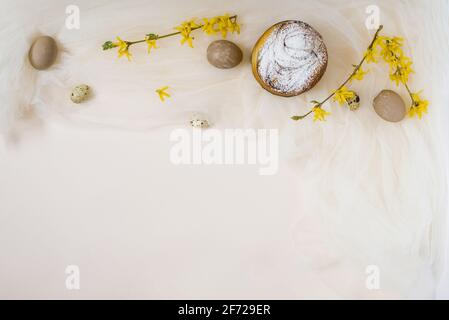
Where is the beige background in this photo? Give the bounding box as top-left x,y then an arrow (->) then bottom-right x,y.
0,0 -> 448,299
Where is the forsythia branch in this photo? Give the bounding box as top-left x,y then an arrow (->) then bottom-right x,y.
292,24 -> 428,122
102,14 -> 240,61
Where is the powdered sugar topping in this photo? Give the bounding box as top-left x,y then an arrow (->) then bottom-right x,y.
257,21 -> 328,96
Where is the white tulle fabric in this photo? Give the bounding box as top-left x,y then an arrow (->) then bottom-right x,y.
1,0 -> 448,298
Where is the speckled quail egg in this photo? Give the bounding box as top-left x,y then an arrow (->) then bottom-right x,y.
70,85 -> 90,104
190,118 -> 210,129
190,113 -> 210,129
346,93 -> 360,111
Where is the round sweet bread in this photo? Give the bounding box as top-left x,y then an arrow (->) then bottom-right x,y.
252,20 -> 328,97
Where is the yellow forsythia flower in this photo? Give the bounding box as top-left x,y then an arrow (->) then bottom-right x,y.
217,14 -> 231,38
374,35 -> 414,86
145,35 -> 158,54
312,107 -> 331,122
200,15 -> 241,38
175,19 -> 200,48
333,86 -> 356,105
226,15 -> 240,34
408,92 -> 429,119
390,61 -> 414,86
218,14 -> 239,38
115,37 -> 132,61
202,17 -> 218,35
365,47 -> 378,63
181,34 -> 194,48
398,58 -> 414,82
351,67 -> 368,81
155,86 -> 171,102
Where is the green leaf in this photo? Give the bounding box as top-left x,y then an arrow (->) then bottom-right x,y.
102,41 -> 116,50
291,116 -> 302,121
146,33 -> 159,40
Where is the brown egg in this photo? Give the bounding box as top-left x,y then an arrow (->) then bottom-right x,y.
29,36 -> 58,70
207,40 -> 243,69
373,90 -> 406,122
